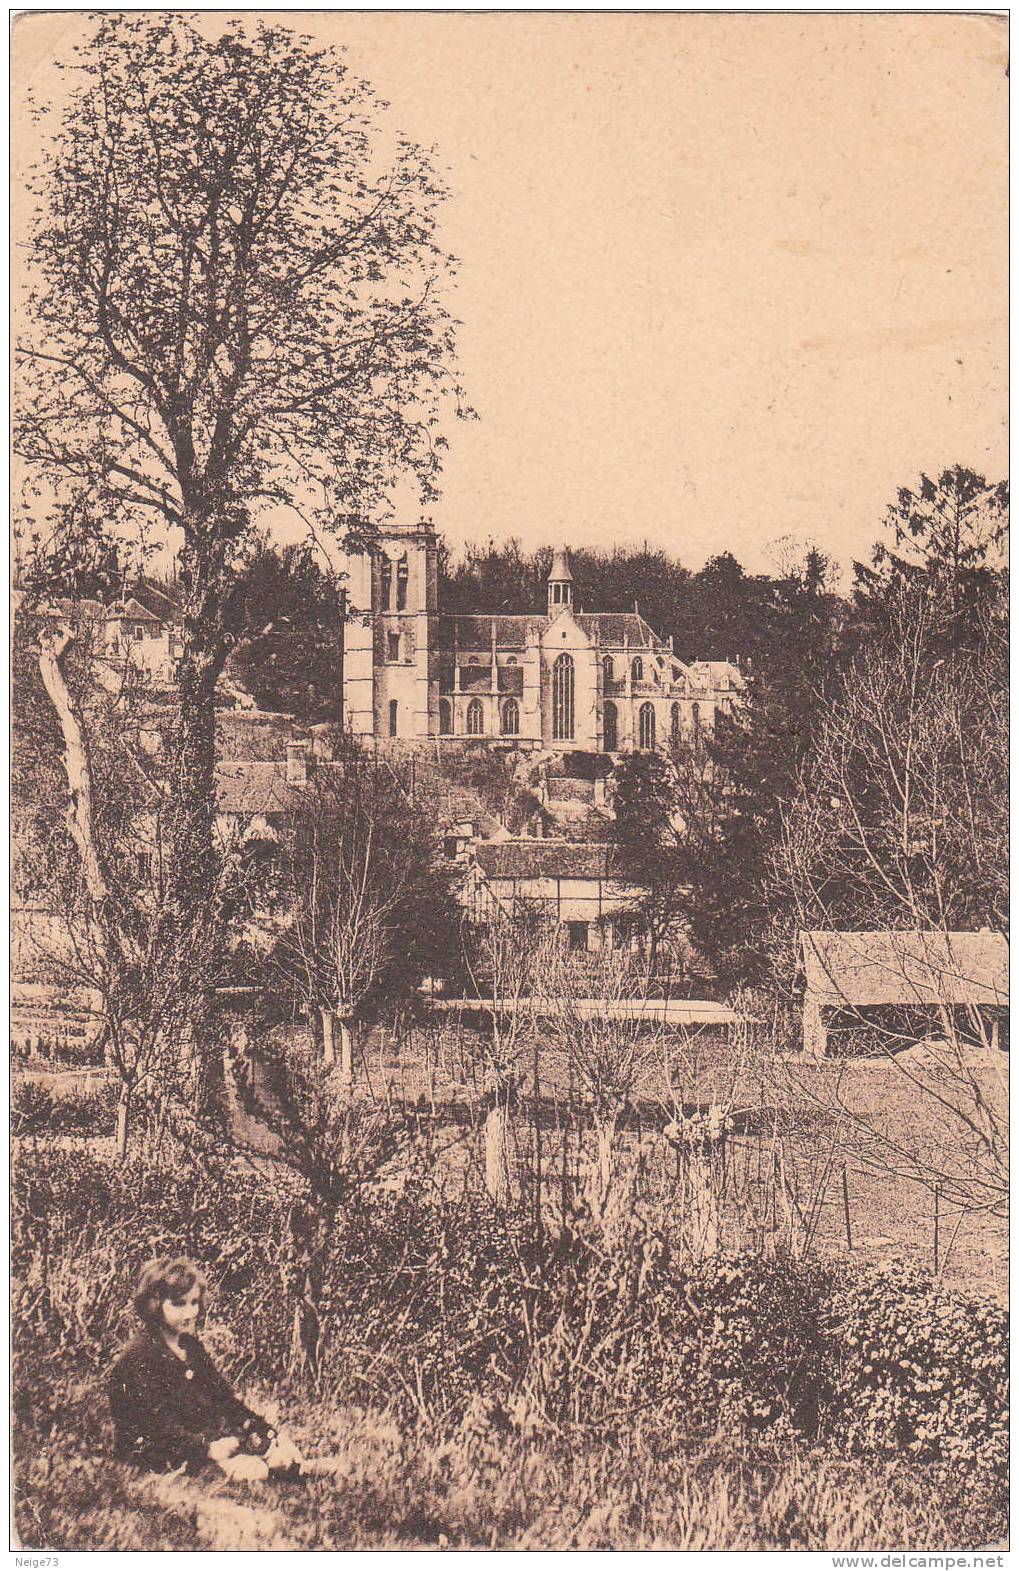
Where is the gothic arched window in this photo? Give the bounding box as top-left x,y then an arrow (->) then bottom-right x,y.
552,653 -> 575,741
602,655 -> 614,688
467,697 -> 484,736
380,557 -> 392,610
691,701 -> 701,732
439,698 -> 453,735
603,700 -> 618,752
631,656 -> 643,683
396,553 -> 408,611
501,698 -> 520,736
671,702 -> 681,745
639,702 -> 656,750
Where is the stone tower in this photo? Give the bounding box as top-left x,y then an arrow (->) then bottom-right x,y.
342,522 -> 438,740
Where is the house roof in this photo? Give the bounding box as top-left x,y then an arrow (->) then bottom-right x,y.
128,578 -> 182,624
799,930 -> 1009,1009
109,597 -> 161,623
473,839 -> 619,882
215,761 -> 344,817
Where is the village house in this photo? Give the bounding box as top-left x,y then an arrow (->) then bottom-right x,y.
100,578 -> 182,683
461,838 -> 645,953
341,524 -> 743,751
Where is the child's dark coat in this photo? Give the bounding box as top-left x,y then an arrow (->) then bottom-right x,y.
108,1326 -> 269,1473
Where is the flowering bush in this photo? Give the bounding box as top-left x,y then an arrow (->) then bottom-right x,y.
826,1260 -> 1007,1469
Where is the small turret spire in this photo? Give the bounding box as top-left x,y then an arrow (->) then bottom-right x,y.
547,547 -> 574,613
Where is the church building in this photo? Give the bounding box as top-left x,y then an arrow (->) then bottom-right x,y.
342,523 -> 742,752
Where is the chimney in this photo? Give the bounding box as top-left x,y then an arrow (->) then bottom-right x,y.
286,740 -> 309,786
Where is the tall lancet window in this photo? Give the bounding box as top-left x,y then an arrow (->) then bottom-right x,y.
552,653 -> 575,741
639,702 -> 656,750
379,557 -> 392,610
396,554 -> 409,611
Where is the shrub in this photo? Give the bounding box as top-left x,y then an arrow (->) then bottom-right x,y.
826,1259 -> 1008,1469
11,1077 -> 120,1138
10,1147 -> 1009,1477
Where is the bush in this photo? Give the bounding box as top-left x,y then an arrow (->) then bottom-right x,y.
12,1077 -> 120,1138
561,751 -> 613,782
826,1259 -> 1008,1469
10,1146 -> 1009,1475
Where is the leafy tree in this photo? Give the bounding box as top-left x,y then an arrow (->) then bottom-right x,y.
668,549 -> 843,987
610,749 -> 686,967
15,15 -> 466,1066
225,536 -> 342,719
853,466 -> 1008,648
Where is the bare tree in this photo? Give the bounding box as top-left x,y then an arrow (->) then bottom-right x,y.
15,14 -> 468,1054
19,608 -> 226,1157
537,935 -> 668,1216
255,755 -> 459,1086
774,582 -> 1008,1216
460,908 -> 547,1205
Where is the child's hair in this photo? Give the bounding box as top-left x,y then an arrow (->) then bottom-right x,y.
133,1256 -> 208,1330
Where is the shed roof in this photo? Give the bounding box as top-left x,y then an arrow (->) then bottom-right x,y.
473,839 -> 618,882
799,930 -> 1009,1009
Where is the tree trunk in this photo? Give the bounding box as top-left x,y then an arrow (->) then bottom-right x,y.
37,626 -> 110,902
337,1016 -> 357,1086
585,1112 -> 619,1215
484,1099 -> 516,1206
165,568 -> 225,920
115,1085 -> 131,1162
159,536 -> 230,1109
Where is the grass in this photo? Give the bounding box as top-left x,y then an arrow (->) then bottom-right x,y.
12,1019 -> 1008,1552
350,1020 -> 1009,1300
15,1402 -> 1007,1552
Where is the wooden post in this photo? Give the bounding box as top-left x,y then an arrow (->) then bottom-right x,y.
320,1007 -> 336,1067
841,1164 -> 853,1252
803,996 -> 827,1057
338,1016 -> 356,1086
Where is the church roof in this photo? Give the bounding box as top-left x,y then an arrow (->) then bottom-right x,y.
437,610 -> 667,652
576,613 -> 661,649
439,615 -> 544,649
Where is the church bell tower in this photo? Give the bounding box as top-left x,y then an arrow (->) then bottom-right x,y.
342,522 -> 437,741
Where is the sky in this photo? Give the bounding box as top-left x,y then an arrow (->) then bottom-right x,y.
12,11 -> 1008,578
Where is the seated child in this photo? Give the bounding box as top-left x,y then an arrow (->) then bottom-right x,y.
109,1256 -> 304,1483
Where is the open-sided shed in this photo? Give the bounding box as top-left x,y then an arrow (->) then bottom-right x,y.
799,929 -> 1009,1056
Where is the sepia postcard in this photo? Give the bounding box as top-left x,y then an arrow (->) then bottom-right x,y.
10,8 -> 1008,1555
